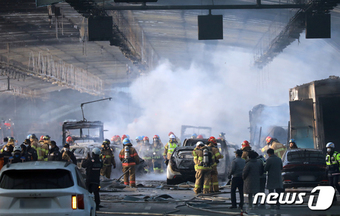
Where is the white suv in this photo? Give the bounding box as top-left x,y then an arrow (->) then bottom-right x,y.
0,161 -> 96,216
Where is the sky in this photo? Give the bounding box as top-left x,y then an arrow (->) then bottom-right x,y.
106,35 -> 340,146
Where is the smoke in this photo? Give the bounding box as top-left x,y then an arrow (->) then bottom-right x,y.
112,37 -> 340,145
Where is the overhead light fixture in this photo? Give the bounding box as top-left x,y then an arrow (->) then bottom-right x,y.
88,16 -> 113,41
198,11 -> 223,40
306,13 -> 331,39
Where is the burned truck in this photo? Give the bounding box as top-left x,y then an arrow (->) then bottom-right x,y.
249,104 -> 289,151
289,76 -> 340,152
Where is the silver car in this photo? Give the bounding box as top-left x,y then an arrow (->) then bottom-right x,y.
0,161 -> 96,216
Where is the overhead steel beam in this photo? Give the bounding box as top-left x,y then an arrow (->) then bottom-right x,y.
103,4 -> 306,11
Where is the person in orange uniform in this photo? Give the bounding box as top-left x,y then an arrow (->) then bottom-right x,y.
119,138 -> 140,187
207,136 -> 223,192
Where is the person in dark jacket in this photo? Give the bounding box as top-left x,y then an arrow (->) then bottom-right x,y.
82,148 -> 103,211
61,143 -> 77,165
256,152 -> 266,209
243,150 -> 261,210
9,146 -> 26,163
48,141 -> 62,161
264,148 -> 283,210
228,149 -> 245,209
22,139 -> 37,161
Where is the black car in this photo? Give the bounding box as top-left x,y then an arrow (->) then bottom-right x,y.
166,138 -> 231,185
281,148 -> 328,188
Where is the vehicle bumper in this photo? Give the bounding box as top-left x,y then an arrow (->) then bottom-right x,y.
0,209 -> 92,216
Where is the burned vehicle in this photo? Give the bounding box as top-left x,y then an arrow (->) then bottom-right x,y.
166,138 -> 231,185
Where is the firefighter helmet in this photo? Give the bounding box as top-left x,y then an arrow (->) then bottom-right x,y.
121,134 -> 128,141
103,139 -> 110,145
123,138 -> 131,145
66,136 -> 73,143
197,135 -> 203,139
266,136 -> 272,144
241,140 -> 250,149
169,134 -> 176,139
196,141 -> 204,147
13,145 -> 22,152
143,136 -> 149,142
208,136 -> 217,144
43,135 -> 50,140
289,139 -> 295,143
39,135 -> 44,141
153,135 -> 160,140
326,142 -> 335,148
191,133 -> 197,139
92,147 -> 101,155
168,131 -> 174,136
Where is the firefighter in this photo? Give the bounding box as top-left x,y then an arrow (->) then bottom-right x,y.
61,143 -> 77,164
325,142 -> 340,197
289,139 -> 298,149
152,135 -> 164,173
66,136 -> 75,146
192,141 -> 213,194
168,132 -> 181,145
264,136 -> 286,159
241,140 -> 252,160
141,136 -> 153,173
28,134 -> 42,160
2,145 -> 12,165
191,133 -> 197,139
39,135 -> 45,145
22,139 -> 38,161
82,147 -> 103,211
111,135 -> 122,153
207,136 -> 223,193
135,136 -> 143,152
9,146 -> 25,163
48,140 -> 61,161
163,134 -> 178,165
100,139 -> 116,179
40,135 -> 51,161
1,137 -> 15,153
119,138 -> 140,187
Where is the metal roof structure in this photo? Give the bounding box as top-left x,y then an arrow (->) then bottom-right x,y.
1,0 -> 340,98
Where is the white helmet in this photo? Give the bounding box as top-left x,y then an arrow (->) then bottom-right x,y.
326,142 -> 335,148
14,146 -> 22,152
196,141 -> 204,147
92,147 -> 101,155
169,134 -> 176,139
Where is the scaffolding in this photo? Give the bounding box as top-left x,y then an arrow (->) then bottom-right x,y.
28,51 -> 103,95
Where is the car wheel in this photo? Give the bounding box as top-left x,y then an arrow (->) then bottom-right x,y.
167,178 -> 177,185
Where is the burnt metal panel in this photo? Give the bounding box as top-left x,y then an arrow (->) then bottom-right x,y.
289,99 -> 314,148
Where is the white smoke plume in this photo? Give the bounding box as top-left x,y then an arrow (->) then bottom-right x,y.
111,37 -> 340,145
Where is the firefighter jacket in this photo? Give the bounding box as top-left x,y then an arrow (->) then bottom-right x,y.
192,147 -> 214,170
48,146 -> 61,161
326,151 -> 340,173
30,139 -> 43,160
40,140 -> 50,161
24,146 -> 38,161
82,155 -> 103,186
261,145 -> 270,158
208,144 -> 223,167
101,148 -> 116,167
151,143 -> 164,161
163,142 -> 177,160
61,149 -> 77,165
140,144 -> 153,160
1,141 -> 15,153
119,143 -> 140,167
270,140 -> 286,159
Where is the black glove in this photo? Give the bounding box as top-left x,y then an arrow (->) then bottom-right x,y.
216,159 -> 220,164
165,159 -> 169,166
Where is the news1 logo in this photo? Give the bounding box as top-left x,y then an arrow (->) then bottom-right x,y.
253,186 -> 335,210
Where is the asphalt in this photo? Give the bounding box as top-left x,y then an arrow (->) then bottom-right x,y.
96,181 -> 340,216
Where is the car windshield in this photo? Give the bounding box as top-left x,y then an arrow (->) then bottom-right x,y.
177,150 -> 193,159
0,169 -> 74,189
287,150 -> 324,163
